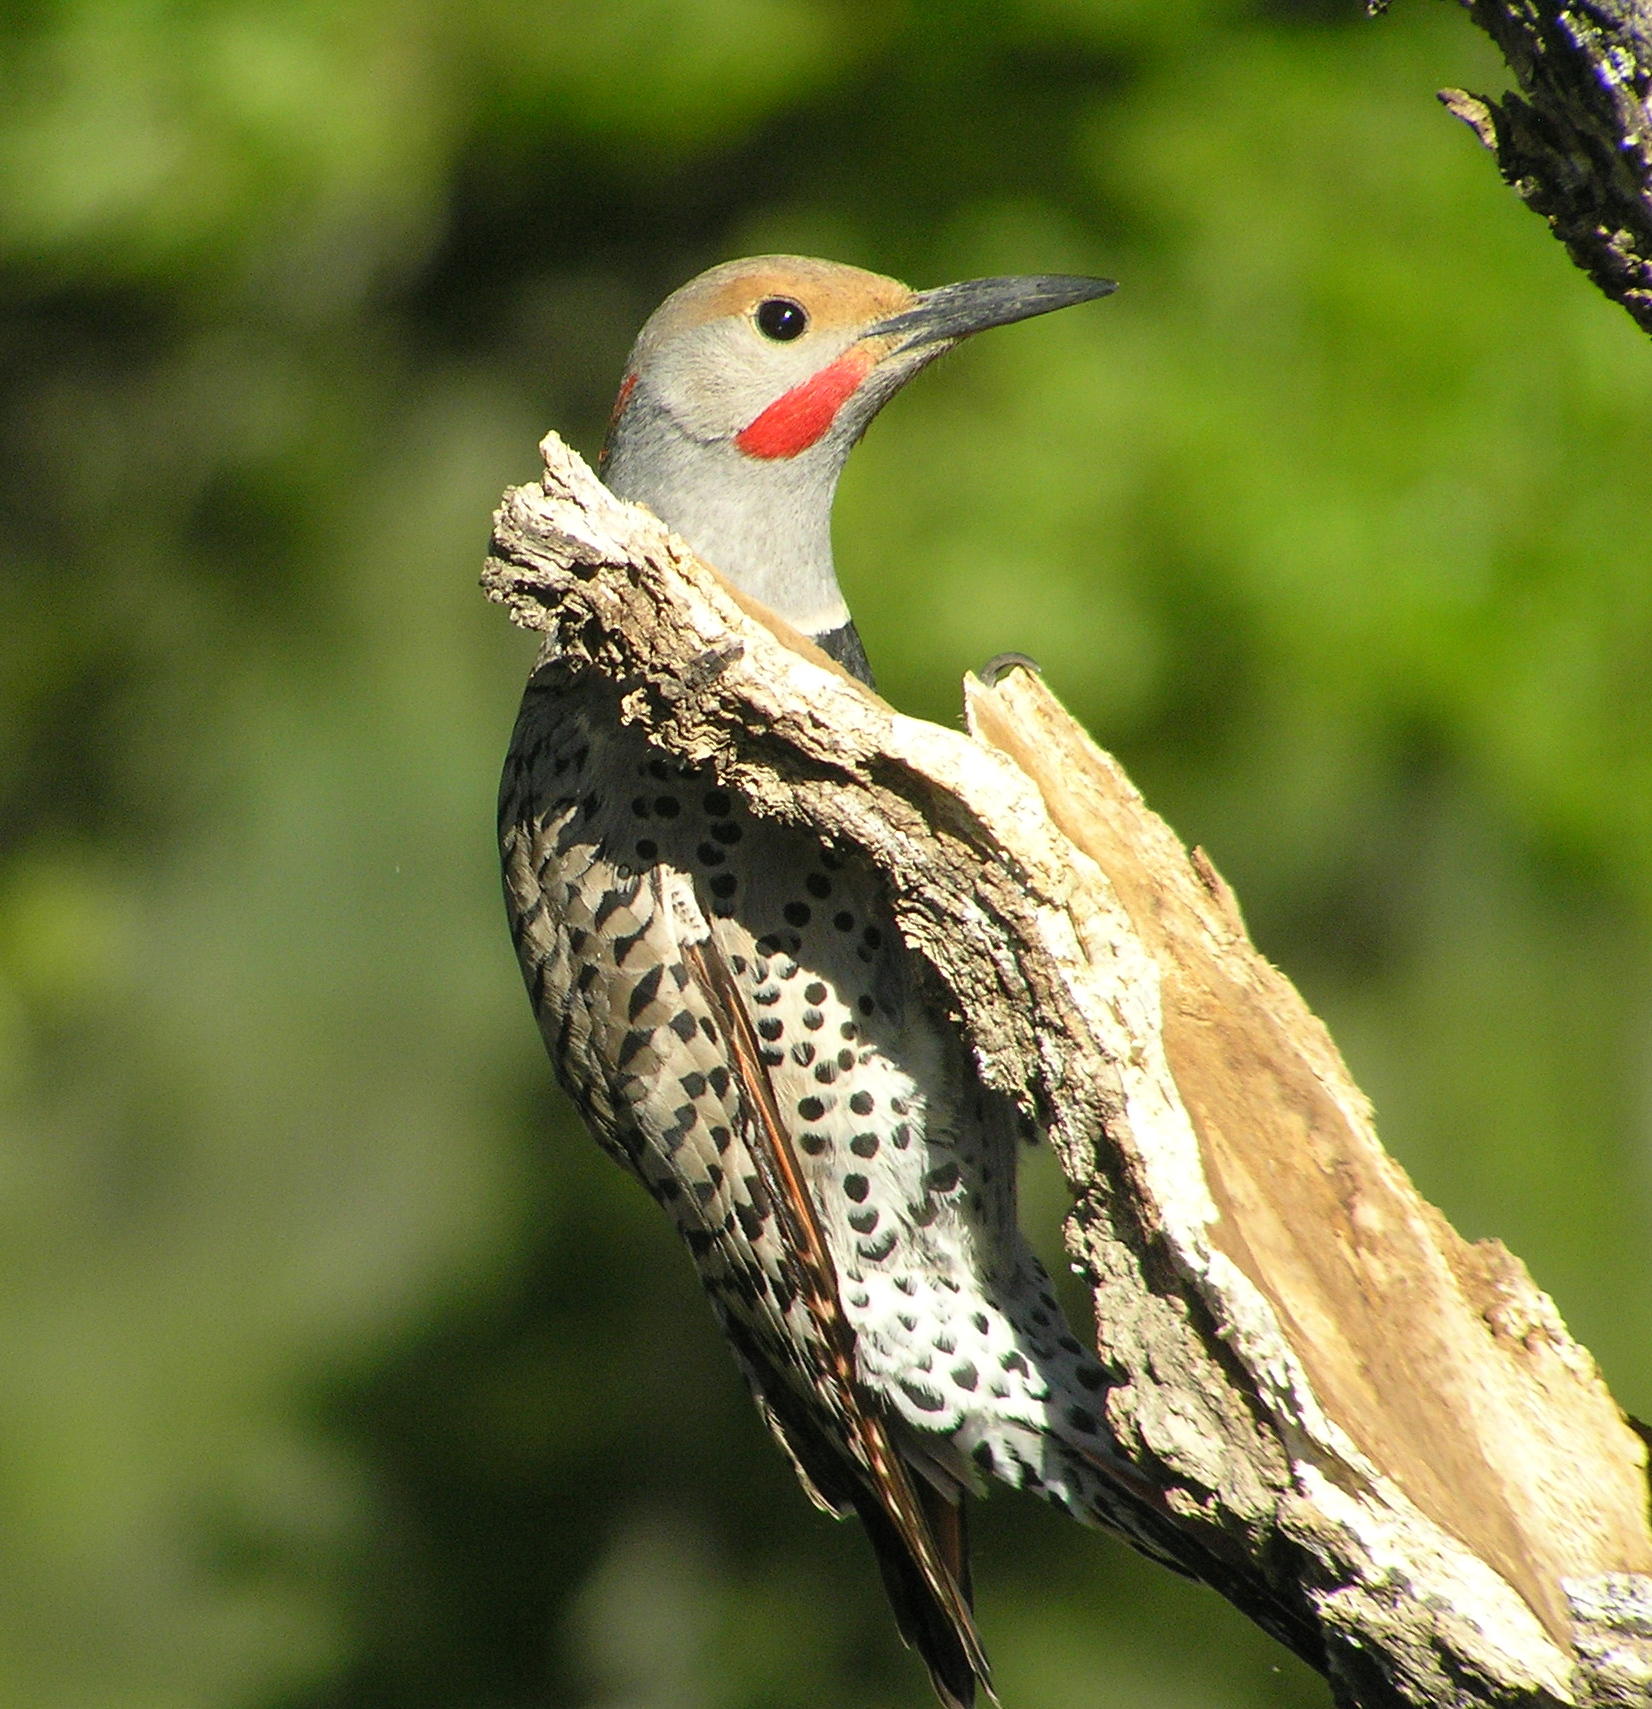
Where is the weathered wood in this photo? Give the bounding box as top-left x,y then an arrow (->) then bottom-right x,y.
1437,0 -> 1652,334
484,431 -> 1652,1707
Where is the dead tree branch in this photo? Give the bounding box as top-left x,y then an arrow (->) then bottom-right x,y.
1437,0 -> 1652,332
484,434 -> 1652,1708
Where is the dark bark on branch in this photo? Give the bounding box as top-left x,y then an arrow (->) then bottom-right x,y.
484,436 -> 1652,1708
1434,0 -> 1652,332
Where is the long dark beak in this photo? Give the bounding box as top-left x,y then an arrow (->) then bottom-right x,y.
867,273 -> 1117,352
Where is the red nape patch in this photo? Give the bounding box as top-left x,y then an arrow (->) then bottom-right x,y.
599,371 -> 638,471
734,351 -> 874,460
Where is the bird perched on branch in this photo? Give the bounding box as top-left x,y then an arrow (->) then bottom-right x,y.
499,255 -> 1170,1706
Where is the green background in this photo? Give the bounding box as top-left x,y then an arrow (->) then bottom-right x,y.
2,2 -> 1647,1705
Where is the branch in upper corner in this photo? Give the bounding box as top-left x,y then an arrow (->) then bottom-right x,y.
486,432 -> 1652,1708
1435,0 -> 1652,333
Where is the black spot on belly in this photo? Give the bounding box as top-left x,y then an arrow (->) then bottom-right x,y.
899,1377 -> 947,1414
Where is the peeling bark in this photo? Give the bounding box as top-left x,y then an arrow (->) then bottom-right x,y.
484,433 -> 1652,1707
1435,0 -> 1652,333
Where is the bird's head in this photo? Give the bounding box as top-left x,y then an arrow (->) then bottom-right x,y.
600,255 -> 1115,677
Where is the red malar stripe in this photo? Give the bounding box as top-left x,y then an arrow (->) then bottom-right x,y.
598,371 -> 639,472
734,350 -> 874,460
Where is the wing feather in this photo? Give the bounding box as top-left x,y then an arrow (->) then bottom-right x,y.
665,875 -> 990,1708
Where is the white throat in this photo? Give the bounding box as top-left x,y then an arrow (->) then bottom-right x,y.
603,403 -> 853,640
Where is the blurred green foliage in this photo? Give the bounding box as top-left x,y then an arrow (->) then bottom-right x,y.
1,2 -> 1648,1706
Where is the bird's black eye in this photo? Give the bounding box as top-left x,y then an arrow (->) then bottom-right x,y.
755,297 -> 808,341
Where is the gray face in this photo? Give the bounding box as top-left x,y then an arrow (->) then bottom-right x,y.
599,258 -> 926,640
597,254 -> 1115,644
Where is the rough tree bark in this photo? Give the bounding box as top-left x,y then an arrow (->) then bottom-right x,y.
1433,0 -> 1652,333
483,436 -> 1652,1709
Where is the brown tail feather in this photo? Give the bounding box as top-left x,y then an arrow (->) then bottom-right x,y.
854,1481 -> 987,1709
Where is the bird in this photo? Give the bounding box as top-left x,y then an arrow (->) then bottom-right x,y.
498,255 -> 1180,1706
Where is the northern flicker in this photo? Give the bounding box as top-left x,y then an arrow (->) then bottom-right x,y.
499,256 -> 1175,1706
